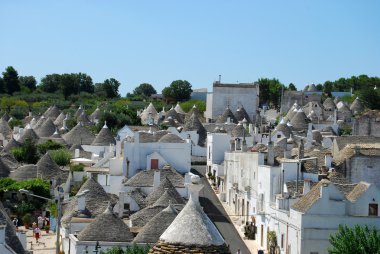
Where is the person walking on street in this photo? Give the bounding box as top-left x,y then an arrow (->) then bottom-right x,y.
37,215 -> 43,229
12,217 -> 18,230
32,222 -> 37,236
236,248 -> 241,254
34,227 -> 41,243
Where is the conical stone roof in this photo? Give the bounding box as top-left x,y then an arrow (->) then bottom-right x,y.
36,153 -> 67,181
290,109 -> 309,131
54,112 -> 66,127
183,113 -> 207,146
216,107 -> 237,124
77,205 -> 134,242
158,133 -> 185,143
0,202 -> 28,254
35,118 -> 56,137
164,107 -> 183,124
174,103 -> 185,114
185,105 -> 201,122
90,107 -> 101,122
234,106 -> 251,123
74,105 -> 84,119
91,123 -> 116,146
145,177 -> 183,206
19,127 -> 39,144
307,84 -> 318,92
77,112 -> 92,126
275,119 -> 292,139
1,113 -> 10,122
152,198 -> 228,251
63,122 -> 95,145
134,205 -> 178,244
44,105 -> 61,119
323,97 -> 336,110
0,158 -> 11,178
141,103 -> 159,124
231,123 -> 251,138
0,118 -> 12,140
62,177 -> 116,226
350,97 -> 365,114
3,138 -> 21,152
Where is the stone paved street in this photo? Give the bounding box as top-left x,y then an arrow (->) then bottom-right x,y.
192,166 -> 255,254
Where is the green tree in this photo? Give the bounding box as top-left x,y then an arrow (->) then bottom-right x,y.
257,78 -> 283,108
10,138 -> 39,164
37,140 -> 65,155
132,83 -> 157,97
288,83 -> 297,91
329,224 -> 380,254
77,72 -> 94,93
0,77 -> 5,93
50,149 -> 72,166
95,78 -> 121,99
2,66 -> 20,95
162,80 -> 192,101
61,73 -> 79,100
19,76 -> 37,91
323,81 -> 333,96
39,74 -> 62,93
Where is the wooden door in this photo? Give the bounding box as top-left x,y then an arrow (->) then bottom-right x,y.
151,159 -> 159,169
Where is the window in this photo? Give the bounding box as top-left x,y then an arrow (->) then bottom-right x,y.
310,252 -> 319,254
124,203 -> 130,210
277,134 -> 281,138
208,147 -> 211,159
369,203 -> 378,216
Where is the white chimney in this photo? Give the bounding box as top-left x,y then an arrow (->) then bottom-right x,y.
28,111 -> 32,117
227,117 -> 231,124
118,191 -> 125,218
320,181 -> 329,199
325,153 -> 332,168
303,180 -> 311,195
153,170 -> 160,190
186,175 -> 204,204
74,149 -> 80,158
77,189 -> 89,212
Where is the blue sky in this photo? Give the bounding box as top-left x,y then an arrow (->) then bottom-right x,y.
1,1 -> 379,96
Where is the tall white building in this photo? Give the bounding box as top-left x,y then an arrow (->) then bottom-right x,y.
205,82 -> 259,123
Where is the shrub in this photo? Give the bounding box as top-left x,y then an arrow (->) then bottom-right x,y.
10,138 -> 39,164
37,140 -> 65,155
22,213 -> 32,225
51,149 -> 72,166
70,163 -> 84,172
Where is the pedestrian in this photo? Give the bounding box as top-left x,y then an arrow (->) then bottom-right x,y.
34,227 -> 41,243
12,217 -> 18,230
32,222 -> 37,236
37,215 -> 43,229
236,248 -> 241,254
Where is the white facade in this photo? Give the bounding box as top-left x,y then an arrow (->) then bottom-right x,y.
123,132 -> 191,178
167,127 -> 206,157
205,82 -> 259,122
223,150 -> 380,254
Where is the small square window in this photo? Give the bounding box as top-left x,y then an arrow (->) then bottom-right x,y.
369,203 -> 378,216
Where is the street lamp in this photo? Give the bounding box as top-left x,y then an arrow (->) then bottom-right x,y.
19,187 -> 63,254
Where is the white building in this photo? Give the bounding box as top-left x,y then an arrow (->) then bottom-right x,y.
123,131 -> 191,178
222,141 -> 380,254
205,82 -> 259,123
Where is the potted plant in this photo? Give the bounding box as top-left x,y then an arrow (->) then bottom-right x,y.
22,213 -> 32,229
45,225 -> 50,233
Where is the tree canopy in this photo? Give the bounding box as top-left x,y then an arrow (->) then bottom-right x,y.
2,66 -> 20,95
257,78 -> 284,108
132,83 -> 157,97
329,224 -> 380,254
95,78 -> 121,99
162,80 -> 192,101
